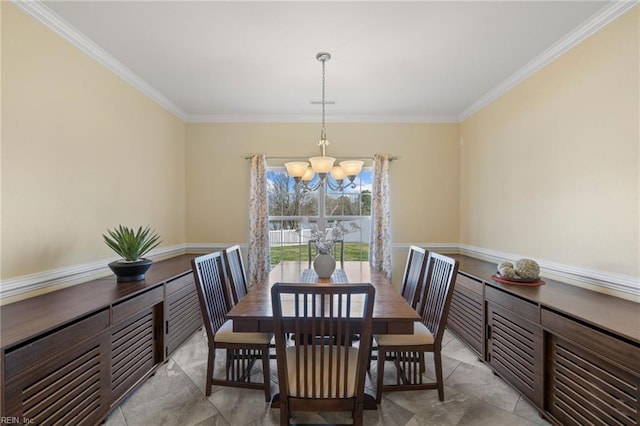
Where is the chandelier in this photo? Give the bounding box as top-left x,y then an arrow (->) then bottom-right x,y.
285,52 -> 363,192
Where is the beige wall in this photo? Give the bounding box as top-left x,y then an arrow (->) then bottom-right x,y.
1,3 -> 187,278
186,123 -> 460,286
460,8 -> 639,278
3,1 -> 637,299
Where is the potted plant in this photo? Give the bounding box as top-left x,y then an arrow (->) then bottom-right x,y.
103,225 -> 161,282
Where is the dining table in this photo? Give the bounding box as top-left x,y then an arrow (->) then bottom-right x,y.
226,261 -> 421,335
226,261 -> 421,409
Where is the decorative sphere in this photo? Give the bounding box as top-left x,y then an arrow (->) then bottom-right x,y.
497,261 -> 514,273
515,258 -> 540,280
499,266 -> 517,278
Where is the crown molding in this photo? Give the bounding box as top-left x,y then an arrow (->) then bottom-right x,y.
186,114 -> 460,124
12,0 -> 188,121
13,0 -> 636,125
457,1 -> 639,121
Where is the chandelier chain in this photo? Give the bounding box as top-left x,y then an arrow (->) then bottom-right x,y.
321,56 -> 326,142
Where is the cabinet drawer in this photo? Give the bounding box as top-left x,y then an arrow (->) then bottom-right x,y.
485,285 -> 539,323
165,273 -> 195,296
4,309 -> 110,380
542,308 -> 640,374
456,274 -> 483,296
112,286 -> 163,324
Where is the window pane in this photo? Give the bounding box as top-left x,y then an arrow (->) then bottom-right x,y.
326,193 -> 361,216
266,167 -> 372,265
267,170 -> 318,216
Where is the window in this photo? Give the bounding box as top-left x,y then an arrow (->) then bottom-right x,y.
267,167 -> 372,265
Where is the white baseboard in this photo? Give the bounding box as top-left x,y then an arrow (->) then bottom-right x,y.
2,242 -> 638,302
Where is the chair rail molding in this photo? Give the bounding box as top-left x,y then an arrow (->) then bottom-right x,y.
0,244 -> 187,300
2,242 -> 637,302
459,244 -> 640,300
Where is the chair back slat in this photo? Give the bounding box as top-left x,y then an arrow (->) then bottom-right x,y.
271,283 -> 375,401
223,245 -> 249,305
419,253 -> 459,342
192,252 -> 233,341
401,246 -> 428,309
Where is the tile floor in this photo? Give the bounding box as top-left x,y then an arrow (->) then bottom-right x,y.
106,329 -> 551,425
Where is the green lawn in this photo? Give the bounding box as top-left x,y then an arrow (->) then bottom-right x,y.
270,243 -> 369,265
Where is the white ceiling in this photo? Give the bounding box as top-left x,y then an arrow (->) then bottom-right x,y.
27,1 -> 625,122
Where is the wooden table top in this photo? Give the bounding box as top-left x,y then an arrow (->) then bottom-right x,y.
226,261 -> 420,335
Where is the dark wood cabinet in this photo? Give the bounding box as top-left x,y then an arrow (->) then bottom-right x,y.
110,305 -> 161,404
448,254 -> 639,426
542,308 -> 639,426
165,273 -> 202,357
486,287 -> 543,407
447,273 -> 484,356
3,310 -> 111,425
0,255 -> 201,425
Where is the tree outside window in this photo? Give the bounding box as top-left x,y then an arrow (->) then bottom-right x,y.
267,167 -> 372,265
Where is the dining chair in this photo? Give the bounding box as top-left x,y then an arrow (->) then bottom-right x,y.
368,245 -> 428,370
191,251 -> 272,401
271,282 -> 375,426
223,244 -> 249,305
401,245 -> 429,309
374,252 -> 459,403
307,239 -> 345,269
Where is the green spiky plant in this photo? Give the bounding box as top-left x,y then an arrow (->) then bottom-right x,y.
103,225 -> 161,262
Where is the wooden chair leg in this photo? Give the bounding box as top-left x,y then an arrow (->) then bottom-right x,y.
434,350 -> 444,401
376,348 -> 386,404
262,347 -> 271,401
353,403 -> 364,426
279,404 -> 289,426
206,346 -> 215,396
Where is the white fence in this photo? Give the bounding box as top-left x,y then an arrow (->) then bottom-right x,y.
269,229 -> 311,246
269,219 -> 372,246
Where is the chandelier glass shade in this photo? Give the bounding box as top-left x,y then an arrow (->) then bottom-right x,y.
285,52 -> 363,192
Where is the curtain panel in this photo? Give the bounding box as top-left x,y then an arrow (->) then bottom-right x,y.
248,153 -> 270,287
369,154 -> 392,279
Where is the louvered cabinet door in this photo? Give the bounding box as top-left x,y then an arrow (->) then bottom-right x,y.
447,274 -> 484,356
110,286 -> 164,404
486,287 -> 543,407
543,309 -> 640,426
165,273 -> 202,357
4,327 -> 110,425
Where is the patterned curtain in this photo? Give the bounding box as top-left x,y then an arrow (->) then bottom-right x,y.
369,154 -> 392,279
247,154 -> 270,288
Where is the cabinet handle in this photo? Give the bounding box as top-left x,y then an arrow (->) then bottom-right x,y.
486,324 -> 492,340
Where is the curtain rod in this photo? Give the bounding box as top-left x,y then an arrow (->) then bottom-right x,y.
244,155 -> 398,161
